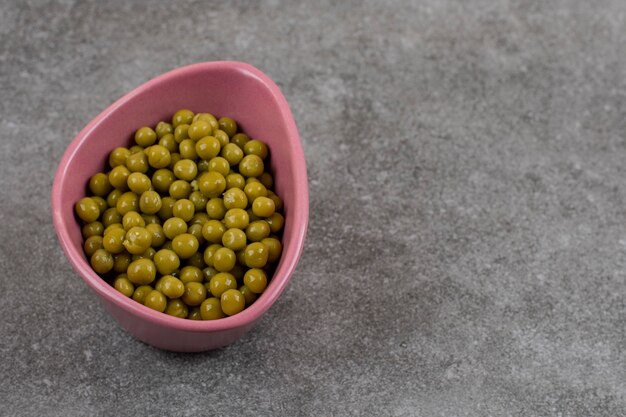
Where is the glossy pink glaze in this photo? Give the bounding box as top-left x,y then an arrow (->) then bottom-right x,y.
51,62 -> 308,352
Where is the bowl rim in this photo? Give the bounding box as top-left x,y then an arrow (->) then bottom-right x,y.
51,61 -> 308,332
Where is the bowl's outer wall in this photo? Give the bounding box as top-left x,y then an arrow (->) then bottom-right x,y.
52,62 -> 308,351
100,297 -> 256,352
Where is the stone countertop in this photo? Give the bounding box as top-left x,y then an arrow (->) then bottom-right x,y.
1,1 -> 625,416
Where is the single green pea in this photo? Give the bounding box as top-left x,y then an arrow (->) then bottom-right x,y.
244,268 -> 268,293
169,179 -> 192,200
131,247 -> 156,261
158,196 -> 176,220
203,266 -> 219,281
197,159 -> 209,173
91,196 -> 107,214
145,223 -> 166,247
109,147 -> 131,168
252,196 -> 276,218
236,248 -> 247,266
213,247 -> 236,272
262,237 -> 282,263
220,143 -> 244,166
129,145 -> 144,154
239,284 -> 258,305
199,297 -> 225,320
116,192 -> 139,216
173,159 -> 198,182
230,133 -> 249,148
203,244 -> 222,267
259,172 -> 274,189
221,289 -> 245,316
155,121 -> 174,138
203,199 -> 225,221
103,223 -> 124,236
126,172 -> 152,195
208,157 -> 230,176
239,154 -> 264,177
195,136 -> 221,160
157,275 -> 185,299
188,120 -> 212,140
225,173 -> 246,190
213,129 -> 230,147
266,212 -> 285,233
168,153 -> 182,170
223,188 -> 248,210
174,124 -> 190,143
179,139 -> 198,160
122,211 -> 145,231
141,213 -> 160,225
172,199 -> 195,222
230,263 -> 245,281
218,117 -> 238,137
82,221 -> 104,238
106,189 -> 123,208
162,217 -> 188,239
189,191 -> 208,212
126,151 -> 149,173
201,220 -> 226,243
193,112 -> 219,130
186,251 -> 206,269
84,235 -> 104,257
179,265 -> 204,284
113,252 -> 132,273
158,133 -> 177,153
172,233 -> 199,259
165,299 -> 188,318
209,272 -> 237,297
146,144 -> 172,169
100,208 -> 120,227
89,173 -> 113,197
134,127 -> 157,147
224,208 -> 249,229
139,190 -> 162,215
197,171 -> 226,198
181,282 -> 207,306
243,139 -> 269,159
145,290 -> 167,312
90,249 -> 114,274
126,258 -> 157,285
187,223 -> 205,246
222,228 -> 247,251
140,214 -> 159,225
267,190 -> 284,211
243,181 -> 268,202
132,285 -> 153,304
75,197 -> 100,223
244,242 -> 269,268
188,307 -> 202,320
102,228 -> 126,254
189,212 -> 209,226
245,220 -> 271,242
113,275 -> 135,297
153,248 -> 181,275
172,109 -> 194,128
123,226 -> 153,255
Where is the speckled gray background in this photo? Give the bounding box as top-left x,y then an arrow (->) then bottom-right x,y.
1,0 -> 626,416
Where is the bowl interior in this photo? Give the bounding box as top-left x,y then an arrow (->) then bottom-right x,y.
52,62 -> 308,330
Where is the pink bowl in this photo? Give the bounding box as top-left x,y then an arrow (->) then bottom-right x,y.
51,61 -> 309,352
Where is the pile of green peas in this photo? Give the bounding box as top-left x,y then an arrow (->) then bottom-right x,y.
74,109 -> 284,320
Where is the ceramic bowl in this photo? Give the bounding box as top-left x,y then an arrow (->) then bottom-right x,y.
51,61 -> 308,352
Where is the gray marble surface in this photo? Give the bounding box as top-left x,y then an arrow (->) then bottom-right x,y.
1,1 -> 626,416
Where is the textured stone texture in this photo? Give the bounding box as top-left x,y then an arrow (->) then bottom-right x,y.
1,0 -> 626,415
